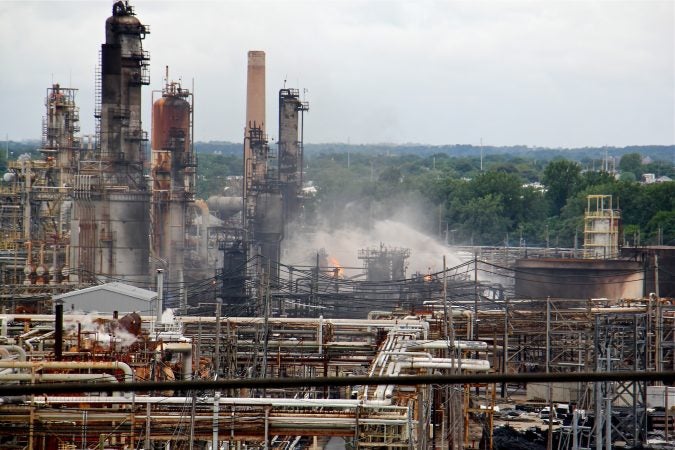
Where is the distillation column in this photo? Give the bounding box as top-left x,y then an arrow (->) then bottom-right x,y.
40,84 -> 81,283
2,84 -> 81,286
42,84 -> 81,191
278,88 -> 308,231
70,1 -> 151,284
151,75 -> 194,309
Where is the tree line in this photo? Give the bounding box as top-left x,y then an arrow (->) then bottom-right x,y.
304,151 -> 674,247
2,140 -> 672,247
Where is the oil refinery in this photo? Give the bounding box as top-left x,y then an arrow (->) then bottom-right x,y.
0,2 -> 674,450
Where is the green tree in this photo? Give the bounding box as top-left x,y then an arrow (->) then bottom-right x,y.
645,210 -> 675,245
619,152 -> 643,178
542,160 -> 582,216
619,171 -> 637,182
579,170 -> 616,190
452,194 -> 509,245
195,153 -> 243,198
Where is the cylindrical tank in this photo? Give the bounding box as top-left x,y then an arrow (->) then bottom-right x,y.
152,95 -> 190,152
151,81 -> 192,298
206,196 -> 243,218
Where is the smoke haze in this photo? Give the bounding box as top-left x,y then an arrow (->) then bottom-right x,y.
283,218 -> 462,277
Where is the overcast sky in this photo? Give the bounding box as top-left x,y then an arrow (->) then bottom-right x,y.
1,0 -> 673,147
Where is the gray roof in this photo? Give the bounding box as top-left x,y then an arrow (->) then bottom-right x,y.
54,282 -> 157,302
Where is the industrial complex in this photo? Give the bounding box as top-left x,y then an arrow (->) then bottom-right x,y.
0,2 -> 674,449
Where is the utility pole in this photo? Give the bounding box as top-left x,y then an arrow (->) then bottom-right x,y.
480,137 -> 483,172
214,298 -> 222,377
502,300 -> 509,398
213,299 -> 222,450
474,253 -> 479,340
442,256 -> 450,449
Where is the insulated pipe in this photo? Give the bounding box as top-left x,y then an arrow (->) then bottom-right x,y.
0,314 -> 426,329
410,361 -> 490,371
163,342 -> 192,380
0,345 -> 27,361
0,361 -> 134,383
367,311 -> 393,320
24,411 -> 414,428
156,269 -> 164,324
375,334 -> 412,401
212,391 -> 220,449
386,351 -> 434,360
35,396 -> 398,408
18,327 -> 48,341
237,340 -> 322,347
0,373 -> 118,384
406,340 -> 488,351
25,330 -> 55,352
463,310 -> 474,339
409,357 -> 490,369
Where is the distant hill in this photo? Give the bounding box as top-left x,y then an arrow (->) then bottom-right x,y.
12,139 -> 675,165
301,143 -> 675,163
193,141 -> 673,163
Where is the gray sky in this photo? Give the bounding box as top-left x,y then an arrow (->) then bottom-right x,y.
1,0 -> 673,147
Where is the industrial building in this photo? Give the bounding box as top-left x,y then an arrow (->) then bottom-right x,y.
0,2 -> 673,450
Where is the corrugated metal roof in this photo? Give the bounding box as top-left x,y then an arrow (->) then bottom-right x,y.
53,282 -> 157,302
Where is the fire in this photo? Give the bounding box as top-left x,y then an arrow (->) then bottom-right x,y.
423,267 -> 433,282
328,256 -> 344,279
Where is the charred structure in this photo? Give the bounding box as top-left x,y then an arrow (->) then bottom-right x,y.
70,1 -> 151,285
278,88 -> 309,229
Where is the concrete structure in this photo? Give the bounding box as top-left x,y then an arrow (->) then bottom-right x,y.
243,50 -> 266,190
70,1 -> 151,285
52,282 -> 156,314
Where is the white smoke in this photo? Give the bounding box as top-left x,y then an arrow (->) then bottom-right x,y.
284,219 -> 462,277
63,311 -> 138,349
161,308 -> 176,324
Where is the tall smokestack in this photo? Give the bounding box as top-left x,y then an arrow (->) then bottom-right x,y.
246,50 -> 266,133
244,51 -> 266,189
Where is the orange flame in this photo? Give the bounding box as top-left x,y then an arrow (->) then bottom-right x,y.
328,256 -> 344,279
